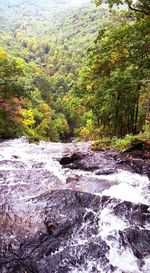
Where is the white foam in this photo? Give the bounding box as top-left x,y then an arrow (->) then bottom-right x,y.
103,183 -> 147,204
97,170 -> 150,205
99,207 -> 141,273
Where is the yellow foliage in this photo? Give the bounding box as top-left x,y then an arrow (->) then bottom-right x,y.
22,119 -> 34,126
80,128 -> 91,141
39,102 -> 53,116
0,49 -> 6,58
86,84 -> 92,91
111,48 -> 128,64
20,109 -> 35,126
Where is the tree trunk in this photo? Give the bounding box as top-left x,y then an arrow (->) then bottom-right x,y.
132,82 -> 141,135
114,94 -> 120,136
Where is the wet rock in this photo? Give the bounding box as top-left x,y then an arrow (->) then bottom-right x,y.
60,146 -> 133,175
17,216 -> 111,272
0,160 -> 27,169
12,155 -> 20,159
59,151 -> 85,166
0,169 -> 62,204
1,188 -> 150,272
0,139 -> 150,273
143,161 -> 150,176
130,158 -> 145,173
66,174 -> 80,184
147,172 -> 150,180
120,228 -> 150,259
44,217 -> 56,235
95,168 -> 116,175
35,240 -> 110,273
114,153 -> 131,166
122,140 -> 150,176
0,190 -> 112,273
129,157 -> 150,176
60,150 -> 118,173
113,201 -> 150,226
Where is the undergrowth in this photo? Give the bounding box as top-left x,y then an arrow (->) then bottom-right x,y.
92,134 -> 146,152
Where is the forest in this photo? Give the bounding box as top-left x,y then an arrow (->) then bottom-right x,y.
0,0 -> 150,147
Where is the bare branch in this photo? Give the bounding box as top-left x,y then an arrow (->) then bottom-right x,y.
126,0 -> 150,15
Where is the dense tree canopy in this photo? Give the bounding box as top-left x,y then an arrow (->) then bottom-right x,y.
76,16 -> 150,137
0,0 -> 150,142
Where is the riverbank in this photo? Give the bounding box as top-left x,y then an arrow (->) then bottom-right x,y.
92,137 -> 150,177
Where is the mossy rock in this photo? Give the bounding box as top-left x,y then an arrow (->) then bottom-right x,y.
92,139 -> 112,151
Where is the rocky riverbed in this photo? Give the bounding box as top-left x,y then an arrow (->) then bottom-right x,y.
0,138 -> 150,273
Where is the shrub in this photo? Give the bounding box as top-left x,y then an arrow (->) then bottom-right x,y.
113,134 -> 143,152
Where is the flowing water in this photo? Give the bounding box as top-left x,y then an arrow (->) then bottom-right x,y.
0,138 -> 150,273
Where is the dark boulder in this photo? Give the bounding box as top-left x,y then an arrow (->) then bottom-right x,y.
0,190 -> 113,273
1,189 -> 150,273
122,140 -> 150,177
120,228 -> 150,259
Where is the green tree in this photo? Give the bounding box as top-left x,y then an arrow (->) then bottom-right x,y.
94,0 -> 150,15
77,15 -> 150,137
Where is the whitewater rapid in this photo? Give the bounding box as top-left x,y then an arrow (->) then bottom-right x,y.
0,138 -> 150,273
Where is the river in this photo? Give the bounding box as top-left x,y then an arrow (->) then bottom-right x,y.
0,138 -> 150,273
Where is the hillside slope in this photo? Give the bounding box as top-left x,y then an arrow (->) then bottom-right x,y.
0,0 -> 109,77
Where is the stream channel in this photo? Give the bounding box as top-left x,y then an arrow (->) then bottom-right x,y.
0,138 -> 150,273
